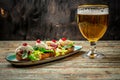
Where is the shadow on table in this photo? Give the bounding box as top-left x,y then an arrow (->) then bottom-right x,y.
8,51 -> 85,68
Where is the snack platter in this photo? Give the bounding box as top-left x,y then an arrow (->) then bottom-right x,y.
6,38 -> 82,66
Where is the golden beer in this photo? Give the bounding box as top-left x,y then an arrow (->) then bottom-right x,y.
77,5 -> 109,59
77,5 -> 108,42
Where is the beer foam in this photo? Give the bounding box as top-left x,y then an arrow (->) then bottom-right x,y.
77,8 -> 108,15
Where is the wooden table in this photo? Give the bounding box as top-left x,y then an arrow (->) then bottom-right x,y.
0,41 -> 120,80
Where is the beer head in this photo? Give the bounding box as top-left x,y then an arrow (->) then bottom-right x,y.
77,5 -> 109,15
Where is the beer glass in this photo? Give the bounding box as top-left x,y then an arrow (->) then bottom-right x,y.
77,5 -> 109,59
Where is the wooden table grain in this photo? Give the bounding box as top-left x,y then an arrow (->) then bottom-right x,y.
0,41 -> 120,80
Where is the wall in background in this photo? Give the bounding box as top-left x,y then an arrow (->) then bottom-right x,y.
0,0 -> 120,40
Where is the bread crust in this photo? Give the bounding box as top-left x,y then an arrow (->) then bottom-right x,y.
64,46 -> 74,54
39,53 -> 55,60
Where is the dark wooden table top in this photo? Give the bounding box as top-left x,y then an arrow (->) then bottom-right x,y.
0,41 -> 120,80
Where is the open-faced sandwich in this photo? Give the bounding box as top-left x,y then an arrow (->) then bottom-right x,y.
28,39 -> 55,61
55,38 -> 75,56
15,38 -> 75,61
15,43 -> 34,61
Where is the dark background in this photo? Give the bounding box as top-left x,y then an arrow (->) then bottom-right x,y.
0,0 -> 120,40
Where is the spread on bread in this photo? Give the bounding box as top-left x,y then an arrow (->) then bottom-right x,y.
15,38 -> 75,61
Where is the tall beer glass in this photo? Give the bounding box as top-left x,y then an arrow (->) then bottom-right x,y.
77,5 -> 109,59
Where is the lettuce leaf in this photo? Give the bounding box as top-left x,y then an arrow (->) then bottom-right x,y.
33,46 -> 54,53
39,48 -> 54,53
28,51 -> 42,61
62,43 -> 74,49
22,50 -> 28,59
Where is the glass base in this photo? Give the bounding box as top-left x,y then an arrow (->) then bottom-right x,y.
82,51 -> 105,59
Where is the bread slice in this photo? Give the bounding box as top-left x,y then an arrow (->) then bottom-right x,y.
64,46 -> 74,54
39,52 -> 55,60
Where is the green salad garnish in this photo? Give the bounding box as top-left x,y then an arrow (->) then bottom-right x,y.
28,51 -> 42,61
33,46 -> 54,53
28,46 -> 54,61
62,43 -> 74,49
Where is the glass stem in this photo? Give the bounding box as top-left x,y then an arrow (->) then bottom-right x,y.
87,42 -> 97,58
